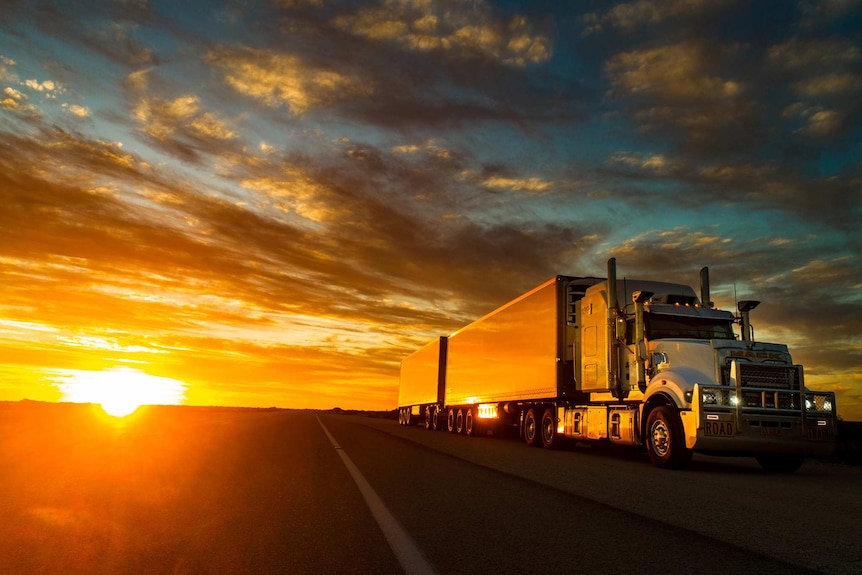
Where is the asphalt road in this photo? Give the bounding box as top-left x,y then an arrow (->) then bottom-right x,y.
1,404 -> 859,574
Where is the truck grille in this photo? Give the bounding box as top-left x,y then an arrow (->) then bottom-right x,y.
738,363 -> 800,390
741,390 -> 800,410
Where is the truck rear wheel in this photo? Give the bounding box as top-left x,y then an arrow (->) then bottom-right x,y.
540,407 -> 561,449
432,408 -> 442,431
524,408 -> 540,447
465,407 -> 477,437
756,454 -> 805,473
646,406 -> 692,469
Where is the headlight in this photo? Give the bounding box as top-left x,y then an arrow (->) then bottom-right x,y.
805,394 -> 833,412
701,388 -> 735,407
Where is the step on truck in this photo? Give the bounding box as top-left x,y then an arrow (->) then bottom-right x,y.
397,258 -> 838,472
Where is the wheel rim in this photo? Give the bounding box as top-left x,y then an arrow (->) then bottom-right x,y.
526,415 -> 536,442
650,419 -> 670,457
542,415 -> 553,443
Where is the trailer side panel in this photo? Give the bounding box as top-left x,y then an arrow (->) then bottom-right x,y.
398,336 -> 446,408
446,277 -> 569,405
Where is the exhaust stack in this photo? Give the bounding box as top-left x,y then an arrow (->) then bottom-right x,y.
607,258 -> 620,397
700,267 -> 712,308
738,300 -> 760,342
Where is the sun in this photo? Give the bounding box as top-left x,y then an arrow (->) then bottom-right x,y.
56,367 -> 186,417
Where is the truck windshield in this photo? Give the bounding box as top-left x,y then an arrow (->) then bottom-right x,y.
645,314 -> 736,340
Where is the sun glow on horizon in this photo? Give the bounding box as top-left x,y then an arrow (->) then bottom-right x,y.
54,367 -> 187,417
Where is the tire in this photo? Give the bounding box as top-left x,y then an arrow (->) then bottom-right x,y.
465,407 -> 478,437
540,407 -> 561,449
398,408 -> 404,425
404,409 -> 413,426
456,408 -> 464,434
432,408 -> 442,431
524,408 -> 540,447
424,406 -> 432,430
447,408 -> 456,433
645,406 -> 692,469
756,454 -> 805,473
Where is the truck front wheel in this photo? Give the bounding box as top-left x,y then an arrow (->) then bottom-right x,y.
646,406 -> 692,469
524,408 -> 540,447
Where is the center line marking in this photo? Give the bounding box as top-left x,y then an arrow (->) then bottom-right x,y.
317,416 -> 437,575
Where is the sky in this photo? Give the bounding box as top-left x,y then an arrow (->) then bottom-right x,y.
0,0 -> 860,418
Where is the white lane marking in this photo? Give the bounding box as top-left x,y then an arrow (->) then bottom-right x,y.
316,416 -> 437,575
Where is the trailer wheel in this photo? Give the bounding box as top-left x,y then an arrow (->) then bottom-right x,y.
424,406 -> 432,430
432,408 -> 442,431
755,454 -> 805,473
645,406 -> 692,469
540,407 -> 561,449
398,408 -> 404,425
465,406 -> 477,437
447,408 -> 456,433
524,408 -> 540,447
404,409 -> 413,426
456,408 -> 464,434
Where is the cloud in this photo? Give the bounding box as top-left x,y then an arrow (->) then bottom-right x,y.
604,41 -> 750,148
131,94 -> 239,163
766,38 -> 862,138
62,103 -> 90,118
206,45 -> 372,115
332,0 -> 551,66
582,0 -> 737,35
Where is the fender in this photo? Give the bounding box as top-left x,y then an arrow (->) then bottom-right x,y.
644,369 -> 707,450
644,366 -> 711,409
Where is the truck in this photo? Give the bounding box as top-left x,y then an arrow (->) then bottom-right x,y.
397,258 -> 838,471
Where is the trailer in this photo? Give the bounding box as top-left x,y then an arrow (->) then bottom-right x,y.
398,258 -> 838,471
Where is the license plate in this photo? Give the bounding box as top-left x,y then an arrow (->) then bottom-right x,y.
704,421 -> 734,437
807,426 -> 830,441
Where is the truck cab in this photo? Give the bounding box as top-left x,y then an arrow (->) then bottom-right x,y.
573,261 -> 837,470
